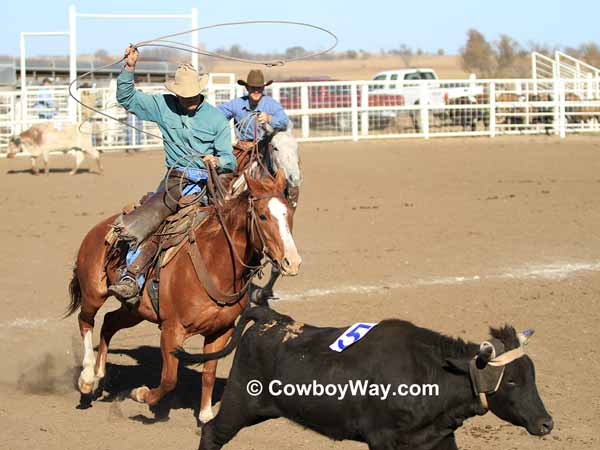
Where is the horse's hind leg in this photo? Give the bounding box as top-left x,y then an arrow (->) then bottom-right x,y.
95,307 -> 143,382
76,261 -> 109,394
77,294 -> 106,394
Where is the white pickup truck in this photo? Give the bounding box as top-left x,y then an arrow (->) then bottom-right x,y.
369,68 -> 483,106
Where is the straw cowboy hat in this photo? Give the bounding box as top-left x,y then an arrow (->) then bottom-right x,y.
165,64 -> 209,98
237,70 -> 273,88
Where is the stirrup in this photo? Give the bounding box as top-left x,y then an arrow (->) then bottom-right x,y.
108,276 -> 139,301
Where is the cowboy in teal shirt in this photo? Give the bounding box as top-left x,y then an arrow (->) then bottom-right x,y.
116,67 -> 235,172
108,45 -> 236,305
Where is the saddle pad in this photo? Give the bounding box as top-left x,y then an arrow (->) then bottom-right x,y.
160,209 -> 210,267
329,323 -> 378,352
161,235 -> 190,267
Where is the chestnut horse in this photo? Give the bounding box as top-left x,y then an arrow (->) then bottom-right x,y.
65,170 -> 301,423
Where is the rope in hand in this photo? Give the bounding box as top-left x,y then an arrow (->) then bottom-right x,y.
70,19 -> 337,166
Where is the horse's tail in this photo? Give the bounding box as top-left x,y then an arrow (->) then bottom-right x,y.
64,266 -> 82,318
173,306 -> 278,365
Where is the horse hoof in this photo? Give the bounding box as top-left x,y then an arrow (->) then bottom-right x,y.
130,386 -> 150,403
198,408 -> 215,426
78,373 -> 97,395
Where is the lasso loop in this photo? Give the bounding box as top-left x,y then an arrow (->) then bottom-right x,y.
67,20 -> 336,199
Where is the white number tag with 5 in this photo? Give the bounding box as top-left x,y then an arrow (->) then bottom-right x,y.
330,323 -> 378,352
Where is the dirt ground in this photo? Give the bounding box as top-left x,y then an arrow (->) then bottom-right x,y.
1,135 -> 600,450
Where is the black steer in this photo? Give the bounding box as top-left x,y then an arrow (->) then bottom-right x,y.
175,307 -> 553,450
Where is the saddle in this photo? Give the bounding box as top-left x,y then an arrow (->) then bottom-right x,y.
105,195 -> 210,315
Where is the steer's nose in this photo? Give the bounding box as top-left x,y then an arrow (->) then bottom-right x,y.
538,417 -> 554,435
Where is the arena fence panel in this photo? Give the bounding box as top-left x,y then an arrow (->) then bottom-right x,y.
1,77 -> 600,155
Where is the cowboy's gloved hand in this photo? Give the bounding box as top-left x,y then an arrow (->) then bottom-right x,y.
203,155 -> 219,167
124,45 -> 139,70
258,112 -> 272,127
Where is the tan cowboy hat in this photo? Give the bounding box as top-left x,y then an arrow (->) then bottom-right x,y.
237,70 -> 273,88
165,64 -> 209,98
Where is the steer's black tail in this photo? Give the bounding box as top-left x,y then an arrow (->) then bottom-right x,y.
173,306 -> 278,365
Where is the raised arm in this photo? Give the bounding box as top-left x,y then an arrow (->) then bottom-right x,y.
116,46 -> 162,122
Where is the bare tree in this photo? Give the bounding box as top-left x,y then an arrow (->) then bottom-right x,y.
93,49 -> 112,62
494,34 -> 530,77
578,42 -> 600,67
460,29 -> 496,77
398,44 -> 413,67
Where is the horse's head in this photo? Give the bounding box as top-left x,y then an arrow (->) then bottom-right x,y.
245,169 -> 302,276
270,122 -> 302,187
6,136 -> 22,158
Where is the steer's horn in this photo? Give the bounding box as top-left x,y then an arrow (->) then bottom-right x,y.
476,341 -> 495,368
517,328 -> 535,346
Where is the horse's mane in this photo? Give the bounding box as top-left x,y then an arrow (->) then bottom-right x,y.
198,191 -> 251,237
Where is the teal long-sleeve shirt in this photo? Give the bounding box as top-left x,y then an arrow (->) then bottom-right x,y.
116,69 -> 236,172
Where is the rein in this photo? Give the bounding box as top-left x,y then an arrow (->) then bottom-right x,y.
185,164 -> 279,305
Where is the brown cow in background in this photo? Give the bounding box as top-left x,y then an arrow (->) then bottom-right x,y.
446,94 -> 489,131
6,122 -> 103,175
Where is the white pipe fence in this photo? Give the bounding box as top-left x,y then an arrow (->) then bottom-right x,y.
2,77 -> 600,156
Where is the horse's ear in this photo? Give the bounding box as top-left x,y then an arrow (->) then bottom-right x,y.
274,169 -> 286,193
244,172 -> 260,194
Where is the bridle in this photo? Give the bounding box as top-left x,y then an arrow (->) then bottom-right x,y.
247,193 -> 281,267
191,164 -> 285,304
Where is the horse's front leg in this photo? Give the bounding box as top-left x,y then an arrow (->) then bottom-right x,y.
96,307 -> 143,382
199,327 -> 234,424
131,321 -> 184,406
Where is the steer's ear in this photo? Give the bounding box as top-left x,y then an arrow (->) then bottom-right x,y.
444,357 -> 470,374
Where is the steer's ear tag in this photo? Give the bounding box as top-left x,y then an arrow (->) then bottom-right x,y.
329,323 -> 377,352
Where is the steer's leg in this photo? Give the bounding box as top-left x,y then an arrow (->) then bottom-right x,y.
69,149 -> 84,175
430,434 -> 458,450
90,148 -> 103,174
42,151 -> 49,175
198,328 -> 234,424
30,156 -> 39,175
130,321 -> 184,406
199,392 -> 277,450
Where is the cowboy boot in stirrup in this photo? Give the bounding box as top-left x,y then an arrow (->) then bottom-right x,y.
108,238 -> 159,307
